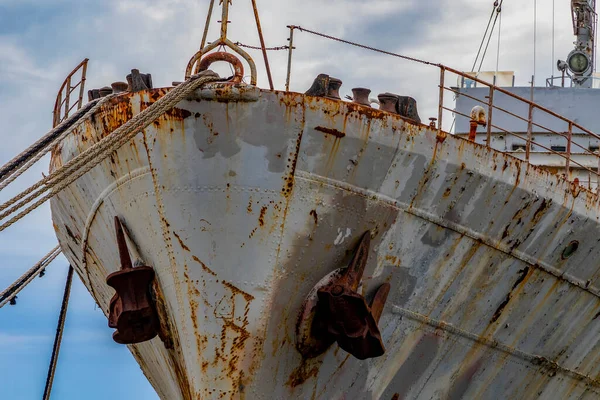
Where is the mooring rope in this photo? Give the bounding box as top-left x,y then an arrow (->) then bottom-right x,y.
0,96 -> 114,191
0,71 -> 222,232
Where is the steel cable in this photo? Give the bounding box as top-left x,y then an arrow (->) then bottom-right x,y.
471,1 -> 498,72
0,246 -> 61,308
288,25 -> 439,67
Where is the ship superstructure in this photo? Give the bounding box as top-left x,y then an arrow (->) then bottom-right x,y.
455,0 -> 600,190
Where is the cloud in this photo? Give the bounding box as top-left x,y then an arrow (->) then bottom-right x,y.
0,332 -> 51,348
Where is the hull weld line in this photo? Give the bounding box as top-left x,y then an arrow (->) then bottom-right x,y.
392,305 -> 600,389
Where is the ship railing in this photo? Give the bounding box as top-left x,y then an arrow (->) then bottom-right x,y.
438,65 -> 600,193
52,58 -> 89,128
281,26 -> 600,193
546,75 -> 600,88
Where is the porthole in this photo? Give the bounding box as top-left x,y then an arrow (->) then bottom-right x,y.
561,241 -> 579,260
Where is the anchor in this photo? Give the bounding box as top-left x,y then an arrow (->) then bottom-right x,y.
107,216 -> 159,344
296,231 -> 391,360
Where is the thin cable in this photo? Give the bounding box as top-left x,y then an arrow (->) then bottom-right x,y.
496,5 -> 503,75
289,26 -> 439,67
0,247 -> 61,308
534,0 -> 537,84
478,2 -> 503,73
42,265 -> 73,400
471,2 -> 498,72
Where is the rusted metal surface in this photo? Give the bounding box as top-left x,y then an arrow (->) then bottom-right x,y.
197,52 -> 244,84
285,26 -> 295,92
250,0 -> 274,91
107,216 -> 159,344
302,231 -> 391,360
52,58 -> 88,128
378,93 -> 398,114
305,74 -> 343,99
352,88 -> 371,107
48,84 -> 600,399
126,69 -> 153,92
185,0 -> 257,85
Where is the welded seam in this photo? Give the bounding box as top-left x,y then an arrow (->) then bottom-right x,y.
295,171 -> 600,300
391,305 -> 600,390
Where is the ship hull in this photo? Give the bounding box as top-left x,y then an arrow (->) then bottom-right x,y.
50,84 -> 600,399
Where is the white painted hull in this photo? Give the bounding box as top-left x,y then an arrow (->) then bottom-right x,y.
50,84 -> 600,399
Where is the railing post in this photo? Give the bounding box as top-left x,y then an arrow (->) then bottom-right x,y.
53,92 -> 62,128
285,26 -> 295,92
597,146 -> 600,195
526,103 -> 534,161
438,66 -> 445,135
64,77 -> 71,120
526,78 -> 534,161
77,60 -> 88,110
566,122 -> 572,179
486,86 -> 494,148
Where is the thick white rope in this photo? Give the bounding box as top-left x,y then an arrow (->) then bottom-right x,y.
0,246 -> 61,308
0,96 -> 114,191
0,71 -> 221,231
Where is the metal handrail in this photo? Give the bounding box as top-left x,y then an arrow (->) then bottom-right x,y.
441,66 -> 600,191
445,85 -> 596,156
281,26 -> 600,191
52,59 -> 88,128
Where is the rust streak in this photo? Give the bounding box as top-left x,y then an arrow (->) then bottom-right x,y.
490,267 -> 531,323
259,206 -> 267,227
173,231 -> 190,252
222,281 -> 255,302
192,255 -> 217,277
315,126 -> 345,138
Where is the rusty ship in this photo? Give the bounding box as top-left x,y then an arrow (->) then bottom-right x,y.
4,0 -> 600,399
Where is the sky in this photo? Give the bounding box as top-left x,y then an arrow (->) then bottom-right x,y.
0,0 -> 583,399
